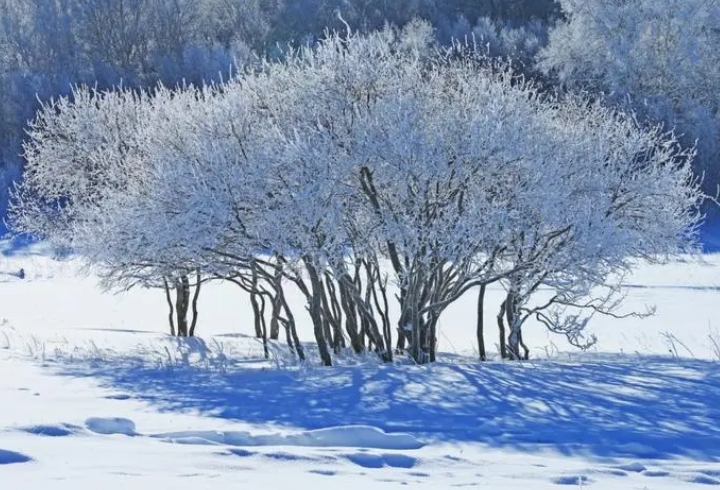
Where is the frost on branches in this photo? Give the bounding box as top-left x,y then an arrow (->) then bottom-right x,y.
10,22 -> 705,365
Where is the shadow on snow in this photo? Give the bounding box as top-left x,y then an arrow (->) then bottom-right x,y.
56,349 -> 720,461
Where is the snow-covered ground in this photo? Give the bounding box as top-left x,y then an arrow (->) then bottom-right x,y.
2,245 -> 720,489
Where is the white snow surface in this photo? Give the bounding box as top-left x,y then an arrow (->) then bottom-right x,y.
2,245 -> 720,489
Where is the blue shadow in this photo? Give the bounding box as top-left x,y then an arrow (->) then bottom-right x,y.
0,449 -> 32,465
699,213 -> 720,253
56,353 -> 720,461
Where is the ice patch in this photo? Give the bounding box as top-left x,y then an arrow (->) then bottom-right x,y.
343,452 -> 417,469
154,425 -> 423,450
0,449 -> 32,465
85,417 -> 137,436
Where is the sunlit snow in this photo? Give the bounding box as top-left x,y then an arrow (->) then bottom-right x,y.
2,244 -> 720,489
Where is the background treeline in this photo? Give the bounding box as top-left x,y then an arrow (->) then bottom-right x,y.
3,0 -> 720,228
0,0 -> 559,223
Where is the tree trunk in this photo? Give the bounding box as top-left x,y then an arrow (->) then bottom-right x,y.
260,293 -> 269,359
368,268 -> 393,363
277,278 -> 305,361
338,279 -> 363,354
320,275 -> 344,354
305,260 -> 332,366
283,317 -> 293,351
408,302 -> 424,364
396,326 -> 407,352
322,316 -> 333,353
250,288 -> 263,339
477,284 -> 486,361
269,262 -> 283,340
189,270 -> 201,337
359,264 -> 389,360
250,266 -> 269,359
396,288 -> 408,352
327,277 -> 345,353
175,275 -> 190,337
519,330 -> 530,360
497,298 -> 507,359
505,291 -> 522,360
427,315 -> 437,363
163,278 -> 176,336
269,295 -> 282,340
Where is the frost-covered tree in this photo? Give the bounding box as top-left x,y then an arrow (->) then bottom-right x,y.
234,24 -> 704,363
8,85 -> 206,336
488,98 -> 702,359
10,23 -> 706,365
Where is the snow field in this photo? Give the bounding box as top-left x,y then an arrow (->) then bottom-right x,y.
2,249 -> 720,488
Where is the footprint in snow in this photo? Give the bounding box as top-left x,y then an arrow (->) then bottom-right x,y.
21,423 -> 81,437
552,475 -> 593,486
227,448 -> 255,457
687,474 -> 720,486
309,469 -> 337,476
642,470 -> 671,477
263,451 -> 333,463
104,394 -> 131,401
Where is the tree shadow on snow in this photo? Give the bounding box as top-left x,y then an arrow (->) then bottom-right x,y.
56,352 -> 720,461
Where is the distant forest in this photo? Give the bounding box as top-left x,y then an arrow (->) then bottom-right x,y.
1,0 -> 719,225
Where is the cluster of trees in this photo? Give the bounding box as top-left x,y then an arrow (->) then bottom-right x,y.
10,24 -> 705,365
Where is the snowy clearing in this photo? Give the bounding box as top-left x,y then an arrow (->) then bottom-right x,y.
2,246 -> 720,489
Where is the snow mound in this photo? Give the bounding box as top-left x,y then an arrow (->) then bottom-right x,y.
643,470 -> 671,477
0,449 -> 32,465
154,425 -> 424,450
614,462 -> 646,473
85,417 -> 137,436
